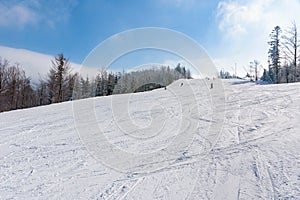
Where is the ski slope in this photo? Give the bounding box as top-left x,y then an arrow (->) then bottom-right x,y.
0,79 -> 299,199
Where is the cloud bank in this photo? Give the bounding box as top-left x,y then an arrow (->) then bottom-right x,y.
0,45 -> 84,83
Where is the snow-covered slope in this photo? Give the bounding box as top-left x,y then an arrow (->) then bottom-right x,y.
0,79 -> 299,199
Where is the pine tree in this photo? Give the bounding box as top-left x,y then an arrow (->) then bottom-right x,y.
268,26 -> 281,83
186,69 -> 192,79
80,76 -> 90,98
48,53 -> 71,103
182,66 -> 186,78
107,73 -> 115,95
95,74 -> 102,96
175,63 -> 182,79
261,69 -> 270,82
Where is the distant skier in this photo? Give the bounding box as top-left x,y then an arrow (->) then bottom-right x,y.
210,82 -> 213,89
180,83 -> 183,87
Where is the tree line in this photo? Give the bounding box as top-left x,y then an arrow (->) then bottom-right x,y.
0,58 -> 35,111
0,54 -> 191,112
262,22 -> 300,84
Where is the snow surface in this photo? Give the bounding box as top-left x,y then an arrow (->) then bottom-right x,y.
0,79 -> 299,199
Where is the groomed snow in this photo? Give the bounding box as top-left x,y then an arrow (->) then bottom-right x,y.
0,79 -> 299,199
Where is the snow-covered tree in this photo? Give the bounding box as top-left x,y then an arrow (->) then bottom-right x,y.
268,26 -> 281,84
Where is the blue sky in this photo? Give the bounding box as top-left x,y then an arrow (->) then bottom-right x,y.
0,0 -> 219,62
1,0 -> 300,77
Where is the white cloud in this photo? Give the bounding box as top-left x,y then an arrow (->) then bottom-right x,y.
0,4 -> 39,28
215,0 -> 300,76
0,0 -> 78,29
217,0 -> 271,38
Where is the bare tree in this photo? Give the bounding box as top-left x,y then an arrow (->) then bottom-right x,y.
36,78 -> 49,106
0,58 -> 9,110
0,59 -> 34,112
282,21 -> 300,82
250,60 -> 260,81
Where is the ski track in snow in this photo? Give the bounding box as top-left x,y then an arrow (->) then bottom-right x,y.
0,79 -> 299,199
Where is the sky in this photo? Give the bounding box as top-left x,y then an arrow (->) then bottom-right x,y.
1,0 -> 300,79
